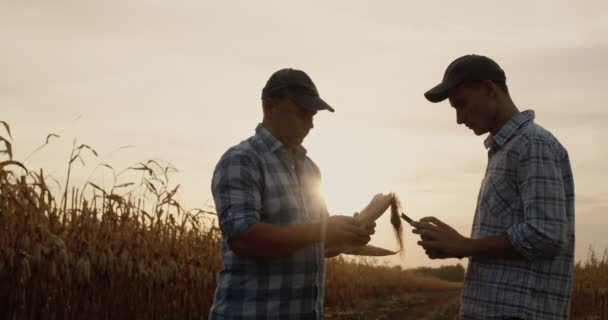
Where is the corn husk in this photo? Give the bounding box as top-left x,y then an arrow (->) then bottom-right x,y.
339,192 -> 404,257
354,193 -> 393,225
341,245 -> 398,256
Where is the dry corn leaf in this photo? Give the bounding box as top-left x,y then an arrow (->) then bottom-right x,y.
0,121 -> 12,139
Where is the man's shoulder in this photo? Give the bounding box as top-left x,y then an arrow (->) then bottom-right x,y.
516,122 -> 568,156
211,138 -> 266,191
220,136 -> 260,162
215,136 -> 264,169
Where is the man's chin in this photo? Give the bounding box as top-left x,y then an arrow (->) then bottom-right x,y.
472,128 -> 489,136
288,137 -> 305,147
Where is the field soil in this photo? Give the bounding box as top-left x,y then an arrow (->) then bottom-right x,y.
324,289 -> 461,320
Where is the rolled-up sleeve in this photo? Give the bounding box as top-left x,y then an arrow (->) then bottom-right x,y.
507,140 -> 567,260
211,151 -> 262,242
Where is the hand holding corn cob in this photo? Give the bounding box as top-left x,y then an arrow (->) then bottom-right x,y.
333,192 -> 405,257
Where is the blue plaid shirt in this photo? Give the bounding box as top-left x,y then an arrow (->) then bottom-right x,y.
461,110 -> 575,319
209,124 -> 329,320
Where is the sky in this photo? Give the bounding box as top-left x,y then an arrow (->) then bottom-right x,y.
2,0 -> 607,268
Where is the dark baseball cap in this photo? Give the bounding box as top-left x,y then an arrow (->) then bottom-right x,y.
424,54 -> 506,103
262,68 -> 335,112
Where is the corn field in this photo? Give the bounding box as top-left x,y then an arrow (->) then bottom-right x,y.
571,248 -> 608,319
0,159 -> 223,319
0,128 -> 460,319
0,124 -> 606,319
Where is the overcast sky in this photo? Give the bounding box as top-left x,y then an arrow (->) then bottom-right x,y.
2,0 -> 607,268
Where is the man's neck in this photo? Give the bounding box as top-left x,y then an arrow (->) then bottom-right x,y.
491,101 -> 519,136
262,122 -> 288,146
286,146 -> 298,162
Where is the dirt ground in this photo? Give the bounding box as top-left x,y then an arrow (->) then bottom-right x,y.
324,290 -> 461,320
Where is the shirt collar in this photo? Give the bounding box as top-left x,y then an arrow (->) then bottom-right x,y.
484,110 -> 535,150
255,124 -> 307,157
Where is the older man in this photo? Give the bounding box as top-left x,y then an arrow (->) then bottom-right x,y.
209,68 -> 374,319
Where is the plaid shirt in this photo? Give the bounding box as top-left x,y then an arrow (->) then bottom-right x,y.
461,110 -> 575,320
209,124 -> 329,320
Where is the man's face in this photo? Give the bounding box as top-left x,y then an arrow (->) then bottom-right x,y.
265,97 -> 316,147
447,82 -> 497,136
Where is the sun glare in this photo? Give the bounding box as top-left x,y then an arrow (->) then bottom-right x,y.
308,126 -> 391,217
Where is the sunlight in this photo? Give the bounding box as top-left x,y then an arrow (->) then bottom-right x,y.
307,126 -> 391,216
319,165 -> 386,216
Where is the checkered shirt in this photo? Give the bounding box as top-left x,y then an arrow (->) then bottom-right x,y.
209,124 -> 329,320
461,110 -> 575,320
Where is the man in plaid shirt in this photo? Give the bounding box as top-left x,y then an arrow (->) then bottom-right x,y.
209,68 -> 375,319
414,55 -> 575,319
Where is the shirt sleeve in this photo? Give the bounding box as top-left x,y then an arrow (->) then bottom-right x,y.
211,151 -> 262,242
507,139 -> 568,260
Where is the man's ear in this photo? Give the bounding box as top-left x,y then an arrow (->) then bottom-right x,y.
483,80 -> 499,98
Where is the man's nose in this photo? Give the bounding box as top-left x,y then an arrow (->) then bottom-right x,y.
307,116 -> 314,130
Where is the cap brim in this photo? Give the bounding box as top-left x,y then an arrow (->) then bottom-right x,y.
424,81 -> 460,103
292,94 -> 335,112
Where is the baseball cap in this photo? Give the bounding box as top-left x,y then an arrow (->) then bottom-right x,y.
424,54 -> 506,103
262,68 -> 335,112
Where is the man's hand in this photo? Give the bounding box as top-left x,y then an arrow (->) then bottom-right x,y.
325,215 -> 373,248
353,211 -> 377,235
411,217 -> 470,259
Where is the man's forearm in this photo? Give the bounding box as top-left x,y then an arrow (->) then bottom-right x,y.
466,233 -> 521,258
324,245 -> 342,258
414,217 -> 524,260
231,222 -> 324,260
